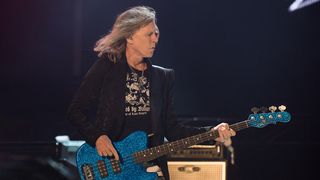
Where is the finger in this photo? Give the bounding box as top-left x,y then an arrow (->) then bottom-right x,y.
219,125 -> 226,131
97,147 -> 107,157
106,150 -> 113,157
223,138 -> 232,146
217,127 -> 225,142
230,128 -> 236,136
99,150 -> 106,157
100,148 -> 112,157
220,125 -> 229,138
226,131 -> 234,139
97,150 -> 103,156
109,146 -> 120,160
223,123 -> 229,130
104,150 -> 111,157
223,128 -> 232,138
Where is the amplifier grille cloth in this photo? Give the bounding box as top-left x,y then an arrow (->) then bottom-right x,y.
168,161 -> 226,180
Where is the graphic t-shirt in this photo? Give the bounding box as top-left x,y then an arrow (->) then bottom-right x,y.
121,65 -> 151,139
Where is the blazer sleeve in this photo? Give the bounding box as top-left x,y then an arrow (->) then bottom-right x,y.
163,69 -> 211,141
67,57 -> 111,146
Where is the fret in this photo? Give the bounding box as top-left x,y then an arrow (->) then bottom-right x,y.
230,120 -> 248,132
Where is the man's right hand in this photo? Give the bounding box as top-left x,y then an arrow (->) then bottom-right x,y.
95,135 -> 119,160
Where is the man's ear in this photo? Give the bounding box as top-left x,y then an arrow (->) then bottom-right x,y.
127,36 -> 133,44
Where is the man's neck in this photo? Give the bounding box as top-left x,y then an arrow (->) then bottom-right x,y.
126,49 -> 147,71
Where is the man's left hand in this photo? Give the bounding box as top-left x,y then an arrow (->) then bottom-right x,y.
211,123 -> 236,146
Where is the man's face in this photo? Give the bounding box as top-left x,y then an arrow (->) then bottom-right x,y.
127,21 -> 159,58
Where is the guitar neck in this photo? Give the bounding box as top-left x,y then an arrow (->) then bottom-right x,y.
133,120 -> 249,163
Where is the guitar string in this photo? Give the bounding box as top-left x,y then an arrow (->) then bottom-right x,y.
117,121 -> 248,164
80,113 -> 289,175
87,113 -> 283,168
88,121 -> 250,168
82,121 -> 250,172
84,130 -> 217,171
83,127 -> 235,173
130,120 -> 249,163
120,120 -> 247,163
84,129 -> 250,175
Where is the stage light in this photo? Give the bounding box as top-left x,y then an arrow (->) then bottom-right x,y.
289,0 -> 320,12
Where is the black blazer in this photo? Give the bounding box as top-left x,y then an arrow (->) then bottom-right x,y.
67,55 -> 208,179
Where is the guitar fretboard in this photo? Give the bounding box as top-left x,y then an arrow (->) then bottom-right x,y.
133,120 -> 249,163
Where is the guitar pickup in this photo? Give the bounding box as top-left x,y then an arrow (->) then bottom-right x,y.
110,159 -> 122,174
97,160 -> 108,178
82,164 -> 95,180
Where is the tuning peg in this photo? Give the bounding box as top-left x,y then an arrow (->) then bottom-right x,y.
260,106 -> 268,113
251,107 -> 260,114
278,105 -> 286,112
269,106 -> 277,113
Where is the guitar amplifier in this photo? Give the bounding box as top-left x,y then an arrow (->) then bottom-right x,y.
167,144 -> 224,160
167,144 -> 226,180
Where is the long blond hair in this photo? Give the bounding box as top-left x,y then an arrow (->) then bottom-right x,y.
94,6 -> 156,62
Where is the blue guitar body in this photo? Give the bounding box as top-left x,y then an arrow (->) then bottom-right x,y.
76,131 -> 157,180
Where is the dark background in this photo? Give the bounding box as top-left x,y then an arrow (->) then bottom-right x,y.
1,0 -> 319,179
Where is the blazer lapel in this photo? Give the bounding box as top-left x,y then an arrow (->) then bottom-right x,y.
147,60 -> 165,136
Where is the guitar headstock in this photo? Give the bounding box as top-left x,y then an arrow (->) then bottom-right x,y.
247,105 -> 291,128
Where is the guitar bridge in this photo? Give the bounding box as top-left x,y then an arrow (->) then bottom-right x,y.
82,164 -> 94,180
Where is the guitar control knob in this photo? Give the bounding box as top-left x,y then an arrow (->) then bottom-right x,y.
260,106 -> 268,113
278,105 -> 287,112
251,107 -> 259,114
278,105 -> 286,112
269,106 -> 277,113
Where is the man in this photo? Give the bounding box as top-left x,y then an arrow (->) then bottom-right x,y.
67,6 -> 235,179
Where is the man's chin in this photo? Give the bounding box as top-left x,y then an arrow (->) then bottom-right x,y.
144,54 -> 154,58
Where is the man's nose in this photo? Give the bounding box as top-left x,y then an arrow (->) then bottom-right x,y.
152,34 -> 159,43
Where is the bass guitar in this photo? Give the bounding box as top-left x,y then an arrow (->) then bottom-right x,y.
76,105 -> 291,180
